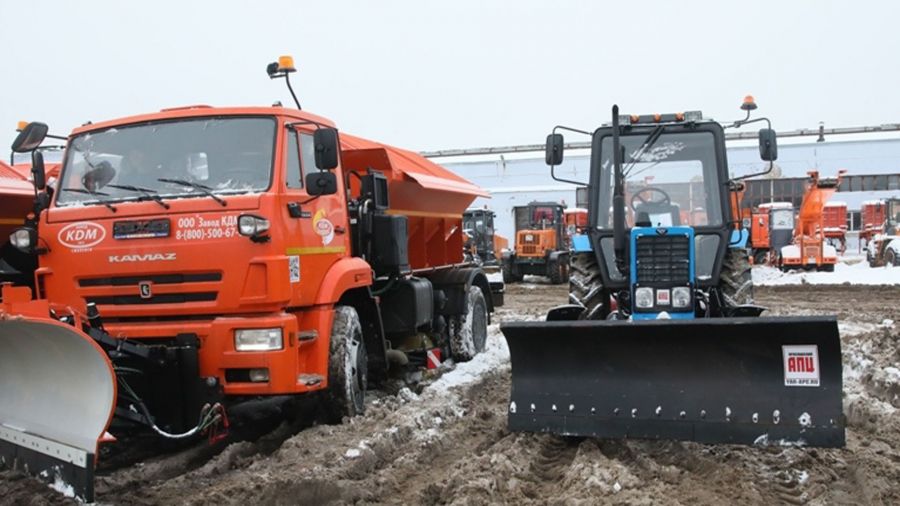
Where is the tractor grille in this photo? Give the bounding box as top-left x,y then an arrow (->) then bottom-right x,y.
521,244 -> 539,255
635,234 -> 690,284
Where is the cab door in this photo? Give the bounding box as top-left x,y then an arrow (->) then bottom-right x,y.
280,125 -> 349,306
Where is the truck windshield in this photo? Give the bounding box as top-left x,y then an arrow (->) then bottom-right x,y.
771,209 -> 794,229
595,130 -> 722,229
56,117 -> 276,207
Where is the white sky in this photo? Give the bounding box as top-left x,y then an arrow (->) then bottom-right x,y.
1,1 -> 898,153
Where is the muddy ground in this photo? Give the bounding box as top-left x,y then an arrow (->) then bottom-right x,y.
2,280 -> 900,505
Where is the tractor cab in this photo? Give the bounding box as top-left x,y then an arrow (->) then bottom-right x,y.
463,207 -> 499,265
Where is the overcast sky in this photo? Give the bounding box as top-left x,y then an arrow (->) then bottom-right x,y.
2,1 -> 898,153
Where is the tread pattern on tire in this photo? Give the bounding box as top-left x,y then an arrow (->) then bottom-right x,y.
326,305 -> 367,421
450,286 -> 488,362
569,253 -> 609,320
719,247 -> 754,307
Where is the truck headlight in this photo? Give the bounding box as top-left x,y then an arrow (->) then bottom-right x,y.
634,287 -> 653,308
10,227 -> 36,252
234,328 -> 283,351
238,214 -> 270,237
672,287 -> 691,308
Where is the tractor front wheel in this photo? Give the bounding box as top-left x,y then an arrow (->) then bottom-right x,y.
719,247 -> 754,307
569,252 -> 610,320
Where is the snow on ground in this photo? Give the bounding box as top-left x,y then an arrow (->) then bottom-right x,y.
753,261 -> 900,286
427,324 -> 509,393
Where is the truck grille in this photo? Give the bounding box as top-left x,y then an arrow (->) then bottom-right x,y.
635,234 -> 690,284
79,272 -> 221,306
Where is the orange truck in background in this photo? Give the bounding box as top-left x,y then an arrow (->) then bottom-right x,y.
0,57 -> 502,501
749,201 -> 795,265
502,201 -> 570,284
822,200 -> 848,254
779,170 -> 844,271
564,207 -> 587,239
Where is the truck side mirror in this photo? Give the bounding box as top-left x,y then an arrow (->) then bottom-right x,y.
11,122 -> 49,153
313,128 -> 339,170
546,133 -> 564,166
306,171 -> 337,196
758,128 -> 777,161
31,151 -> 46,190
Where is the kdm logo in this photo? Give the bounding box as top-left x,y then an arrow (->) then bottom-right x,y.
108,253 -> 177,263
58,222 -> 106,249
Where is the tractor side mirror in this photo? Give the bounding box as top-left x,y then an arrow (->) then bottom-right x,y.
306,171 -> 337,196
31,151 -> 46,190
758,128 -> 778,161
545,133 -> 564,166
11,122 -> 49,153
313,128 -> 339,170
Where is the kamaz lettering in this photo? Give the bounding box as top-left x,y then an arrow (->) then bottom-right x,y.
108,253 -> 177,263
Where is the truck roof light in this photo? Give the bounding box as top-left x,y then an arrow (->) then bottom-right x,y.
16,121 -> 27,132
684,110 -> 703,122
277,55 -> 296,73
675,112 -> 685,121
741,95 -> 757,111
653,113 -> 662,122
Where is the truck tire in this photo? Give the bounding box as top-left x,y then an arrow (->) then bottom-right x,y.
719,247 -> 753,307
449,286 -> 488,362
886,248 -> 899,267
326,306 -> 367,422
548,257 -> 567,284
569,252 -> 610,320
502,258 -> 522,283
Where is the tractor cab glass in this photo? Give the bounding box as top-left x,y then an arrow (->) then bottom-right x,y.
596,131 -> 722,229
56,117 -> 276,207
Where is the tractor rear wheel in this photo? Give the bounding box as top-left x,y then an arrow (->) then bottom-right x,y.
326,306 -> 367,422
449,286 -> 488,362
886,248 -> 899,267
569,252 -> 610,320
719,247 -> 754,307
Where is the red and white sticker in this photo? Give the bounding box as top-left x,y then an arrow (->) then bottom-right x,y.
783,345 -> 820,387
656,289 -> 670,306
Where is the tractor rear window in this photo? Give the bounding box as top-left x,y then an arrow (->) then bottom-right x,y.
56,117 -> 276,207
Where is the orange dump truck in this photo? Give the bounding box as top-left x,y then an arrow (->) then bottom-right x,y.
0,58 -> 501,501
822,201 -> 847,253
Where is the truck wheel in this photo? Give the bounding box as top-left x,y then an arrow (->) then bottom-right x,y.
548,257 -> 568,284
450,286 -> 488,362
502,259 -> 522,283
719,247 -> 753,307
326,306 -> 367,422
569,252 -> 610,320
887,248 -> 899,267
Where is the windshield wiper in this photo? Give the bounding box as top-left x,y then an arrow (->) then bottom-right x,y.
60,187 -> 117,212
157,178 -> 227,207
107,184 -> 170,209
622,125 -> 665,177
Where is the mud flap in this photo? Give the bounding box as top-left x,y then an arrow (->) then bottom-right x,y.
0,317 -> 116,501
502,316 -> 844,447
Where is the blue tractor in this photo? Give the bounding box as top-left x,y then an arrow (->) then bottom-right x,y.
500,100 -> 844,447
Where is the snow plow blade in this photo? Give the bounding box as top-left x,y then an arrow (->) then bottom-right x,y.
0,316 -> 116,502
502,316 -> 844,447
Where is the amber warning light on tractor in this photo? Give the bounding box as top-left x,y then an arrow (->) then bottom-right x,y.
16,120 -> 28,132
620,111 -> 702,125
277,55 -> 296,73
741,95 -> 758,111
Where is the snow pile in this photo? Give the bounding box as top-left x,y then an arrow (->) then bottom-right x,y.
428,324 -> 510,393
753,261 -> 900,286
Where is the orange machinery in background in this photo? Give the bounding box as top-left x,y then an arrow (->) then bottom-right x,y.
859,200 -> 887,251
822,201 -> 848,254
748,202 -> 795,265
564,208 -> 588,238
779,170 -> 845,271
503,201 -> 569,284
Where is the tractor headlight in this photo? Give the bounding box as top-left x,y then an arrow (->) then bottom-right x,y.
238,214 -> 270,237
672,287 -> 692,308
234,328 -> 283,351
10,227 -> 36,252
634,287 -> 653,309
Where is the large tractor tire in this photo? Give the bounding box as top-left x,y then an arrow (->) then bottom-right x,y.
326,306 -> 368,422
719,247 -> 754,307
450,286 -> 488,362
502,258 -> 523,283
547,256 -> 568,284
569,252 -> 610,320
